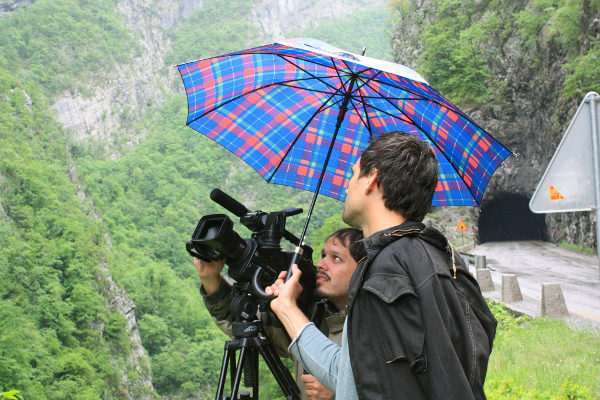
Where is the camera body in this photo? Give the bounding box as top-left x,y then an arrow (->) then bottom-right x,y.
186,189 -> 316,303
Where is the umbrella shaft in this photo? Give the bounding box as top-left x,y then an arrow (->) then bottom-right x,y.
288,76 -> 358,277
300,75 -> 356,240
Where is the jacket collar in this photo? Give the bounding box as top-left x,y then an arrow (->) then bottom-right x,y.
354,220 -> 426,263
419,225 -> 451,253
347,220 -> 424,314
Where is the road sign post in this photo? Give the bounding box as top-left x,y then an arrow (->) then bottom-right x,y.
589,94 -> 600,275
529,92 -> 600,278
456,220 -> 468,243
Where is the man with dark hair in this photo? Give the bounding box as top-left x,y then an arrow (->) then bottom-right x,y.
353,131 -> 438,222
196,227 -> 363,400
268,132 -> 496,399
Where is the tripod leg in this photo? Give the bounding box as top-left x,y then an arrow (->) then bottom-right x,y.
251,348 -> 259,399
231,344 -> 247,400
257,337 -> 301,400
216,346 -> 230,400
229,349 -> 237,393
241,347 -> 260,399
216,333 -> 301,400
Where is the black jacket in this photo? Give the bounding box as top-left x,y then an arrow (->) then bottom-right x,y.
347,221 -> 497,400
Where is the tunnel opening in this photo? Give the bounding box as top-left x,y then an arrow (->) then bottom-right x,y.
478,192 -> 548,243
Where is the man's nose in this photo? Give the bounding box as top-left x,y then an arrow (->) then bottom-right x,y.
316,259 -> 327,270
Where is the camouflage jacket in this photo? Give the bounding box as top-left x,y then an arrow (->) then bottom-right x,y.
201,278 -> 345,400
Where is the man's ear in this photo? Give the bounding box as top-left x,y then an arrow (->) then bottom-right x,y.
364,168 -> 379,194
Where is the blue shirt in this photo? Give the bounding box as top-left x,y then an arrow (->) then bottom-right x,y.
288,319 -> 358,399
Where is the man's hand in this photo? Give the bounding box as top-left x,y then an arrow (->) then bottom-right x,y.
265,264 -> 303,314
302,374 -> 333,399
264,264 -> 309,338
194,257 -> 225,295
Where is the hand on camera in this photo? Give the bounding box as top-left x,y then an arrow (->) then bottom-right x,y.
301,374 -> 333,400
265,264 -> 303,315
194,257 -> 225,295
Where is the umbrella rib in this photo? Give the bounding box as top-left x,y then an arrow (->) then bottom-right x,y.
366,75 -> 443,101
355,72 -> 431,102
350,95 -> 411,122
365,77 -> 511,157
237,51 -> 351,76
351,70 -> 384,102
332,57 -> 348,95
278,55 -> 344,94
324,64 -> 354,109
278,55 -> 362,112
353,78 -> 380,140
362,81 -> 480,202
356,94 -> 429,101
276,82 -> 341,95
348,98 -> 373,139
267,86 -> 349,182
186,76 -> 343,126
330,78 -> 355,109
366,76 -> 478,121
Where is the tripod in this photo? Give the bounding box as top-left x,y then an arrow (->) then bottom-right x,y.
215,285 -> 301,400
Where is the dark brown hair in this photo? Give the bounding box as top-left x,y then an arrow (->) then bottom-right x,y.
328,227 -> 364,261
359,132 -> 438,222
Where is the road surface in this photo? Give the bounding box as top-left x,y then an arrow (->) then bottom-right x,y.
467,241 -> 600,327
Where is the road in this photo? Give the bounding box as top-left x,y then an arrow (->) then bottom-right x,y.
467,241 -> 600,327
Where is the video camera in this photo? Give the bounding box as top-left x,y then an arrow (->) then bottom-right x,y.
186,188 -> 316,305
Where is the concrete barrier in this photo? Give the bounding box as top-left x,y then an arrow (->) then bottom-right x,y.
475,255 -> 487,269
476,268 -> 495,291
502,273 -> 523,302
541,283 -> 569,317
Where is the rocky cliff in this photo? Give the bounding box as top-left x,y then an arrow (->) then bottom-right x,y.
251,0 -> 386,41
391,0 -> 599,249
48,0 -> 386,156
0,0 -> 34,12
2,1 -> 393,396
67,162 -> 155,399
51,0 -> 203,153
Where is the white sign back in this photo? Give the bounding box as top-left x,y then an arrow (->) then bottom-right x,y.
530,92 -> 599,213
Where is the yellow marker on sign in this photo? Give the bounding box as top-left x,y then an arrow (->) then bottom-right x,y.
549,184 -> 564,201
456,220 -> 468,231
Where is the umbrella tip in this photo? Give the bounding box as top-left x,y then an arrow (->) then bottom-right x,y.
361,46 -> 367,56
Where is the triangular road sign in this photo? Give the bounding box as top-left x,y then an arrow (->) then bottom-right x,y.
456,220 -> 468,231
549,184 -> 564,201
530,92 -> 599,213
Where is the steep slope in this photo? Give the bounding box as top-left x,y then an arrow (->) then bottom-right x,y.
1,0 -> 394,398
390,0 -> 599,248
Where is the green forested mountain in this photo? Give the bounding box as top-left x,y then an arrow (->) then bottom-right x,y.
1,0 -> 598,399
0,61 -> 136,398
0,1 -> 378,398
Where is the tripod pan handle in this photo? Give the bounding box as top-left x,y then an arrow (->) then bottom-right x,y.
251,267 -> 276,301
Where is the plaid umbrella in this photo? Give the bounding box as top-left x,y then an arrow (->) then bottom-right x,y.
178,38 -> 511,241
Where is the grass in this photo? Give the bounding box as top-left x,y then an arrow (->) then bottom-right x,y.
485,301 -> 600,399
559,241 -> 596,255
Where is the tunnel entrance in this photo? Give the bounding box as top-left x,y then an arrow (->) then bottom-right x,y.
478,193 -> 548,243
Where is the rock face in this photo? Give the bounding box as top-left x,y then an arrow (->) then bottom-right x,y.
68,163 -> 155,399
51,0 -> 385,155
0,0 -> 35,12
51,0 -> 205,153
44,1 -> 397,395
391,0 -> 598,249
251,0 -> 386,41
99,262 -> 155,399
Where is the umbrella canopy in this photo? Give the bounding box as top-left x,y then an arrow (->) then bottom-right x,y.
178,38 -> 510,209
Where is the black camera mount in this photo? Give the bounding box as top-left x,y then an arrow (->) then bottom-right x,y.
216,282 -> 301,400
187,189 -> 317,399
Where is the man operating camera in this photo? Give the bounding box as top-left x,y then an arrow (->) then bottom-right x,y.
266,132 -> 497,400
195,227 -> 363,400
